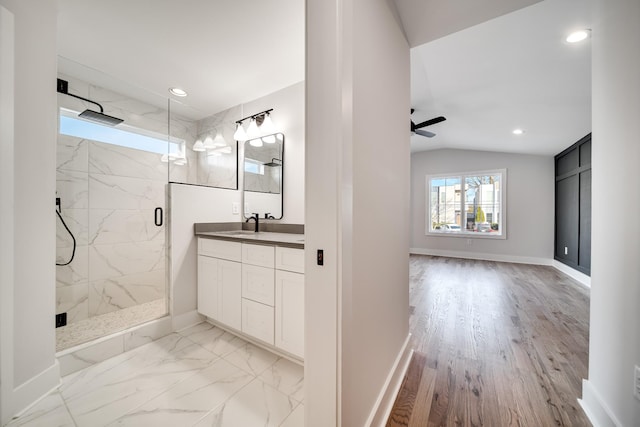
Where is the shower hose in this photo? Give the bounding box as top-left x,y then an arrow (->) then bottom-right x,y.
56,209 -> 76,266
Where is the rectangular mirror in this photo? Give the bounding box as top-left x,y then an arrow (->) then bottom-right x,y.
243,133 -> 284,219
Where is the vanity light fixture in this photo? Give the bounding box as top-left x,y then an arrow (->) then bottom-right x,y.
566,29 -> 590,43
233,108 -> 275,141
193,138 -> 206,151
169,87 -> 188,97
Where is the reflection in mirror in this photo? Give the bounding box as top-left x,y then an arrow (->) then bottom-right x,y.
243,133 -> 284,219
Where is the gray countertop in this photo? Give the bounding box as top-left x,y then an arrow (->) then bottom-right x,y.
196,230 -> 305,249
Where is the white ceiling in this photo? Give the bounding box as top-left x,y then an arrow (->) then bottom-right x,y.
57,0 -> 305,120
407,0 -> 592,155
57,0 -> 591,156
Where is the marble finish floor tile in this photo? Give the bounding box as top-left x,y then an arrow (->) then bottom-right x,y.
193,378 -> 297,427
11,323 -> 303,427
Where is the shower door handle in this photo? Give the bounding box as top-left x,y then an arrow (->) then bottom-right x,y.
154,207 -> 163,227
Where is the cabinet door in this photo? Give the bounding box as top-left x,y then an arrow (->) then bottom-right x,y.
197,255 -> 219,319
275,270 -> 304,358
242,299 -> 274,344
218,259 -> 242,330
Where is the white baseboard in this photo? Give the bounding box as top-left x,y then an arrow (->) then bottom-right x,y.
578,379 -> 621,427
552,260 -> 591,288
172,309 -> 204,332
366,333 -> 413,427
11,360 -> 61,420
410,247 -> 551,266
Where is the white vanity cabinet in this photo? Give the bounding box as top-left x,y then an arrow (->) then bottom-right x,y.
197,236 -> 304,360
197,239 -> 242,331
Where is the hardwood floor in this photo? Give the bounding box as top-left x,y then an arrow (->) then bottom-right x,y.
387,255 -> 591,427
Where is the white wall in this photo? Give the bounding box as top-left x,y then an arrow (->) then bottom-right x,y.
580,0 -> 640,425
306,0 -> 410,425
242,82 -> 305,224
0,0 -> 58,424
410,148 -> 555,264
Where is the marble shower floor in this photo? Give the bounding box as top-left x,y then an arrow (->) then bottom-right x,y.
56,299 -> 167,352
11,323 -> 304,427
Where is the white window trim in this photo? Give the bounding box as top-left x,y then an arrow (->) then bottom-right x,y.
425,168 -> 507,240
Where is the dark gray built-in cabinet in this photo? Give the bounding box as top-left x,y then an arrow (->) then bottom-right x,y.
555,134 -> 591,275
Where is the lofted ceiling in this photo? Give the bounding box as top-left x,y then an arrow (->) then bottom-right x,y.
57,0 -> 591,156
405,0 -> 592,155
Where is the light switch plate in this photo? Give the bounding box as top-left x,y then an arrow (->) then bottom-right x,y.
232,202 -> 240,215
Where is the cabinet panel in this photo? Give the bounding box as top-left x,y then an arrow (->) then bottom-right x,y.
242,299 -> 274,344
197,255 -> 219,319
218,259 -> 242,330
579,170 -> 592,272
242,264 -> 275,306
275,270 -> 304,358
275,247 -> 305,273
199,238 -> 241,262
242,243 -> 275,268
555,175 -> 579,263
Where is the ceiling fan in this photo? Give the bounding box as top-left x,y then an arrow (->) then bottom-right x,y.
411,109 -> 446,138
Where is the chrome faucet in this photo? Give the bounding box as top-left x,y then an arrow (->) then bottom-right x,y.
246,213 -> 260,232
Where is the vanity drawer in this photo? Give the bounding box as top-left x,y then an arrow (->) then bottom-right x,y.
275,247 -> 305,273
242,243 -> 275,268
242,264 -> 275,306
198,238 -> 241,262
242,298 -> 274,345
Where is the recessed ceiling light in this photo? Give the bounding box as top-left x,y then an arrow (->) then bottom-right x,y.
169,87 -> 188,97
566,29 -> 591,43
513,129 -> 524,135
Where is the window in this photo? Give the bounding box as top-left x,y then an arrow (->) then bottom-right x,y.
244,159 -> 265,175
426,169 -> 505,238
59,108 -> 183,157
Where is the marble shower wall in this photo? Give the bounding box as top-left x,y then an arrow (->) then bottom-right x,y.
55,74 -> 197,326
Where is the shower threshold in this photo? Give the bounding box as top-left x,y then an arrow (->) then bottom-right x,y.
56,299 -> 167,352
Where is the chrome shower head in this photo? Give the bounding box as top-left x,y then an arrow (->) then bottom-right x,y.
263,158 -> 282,167
78,109 -> 124,126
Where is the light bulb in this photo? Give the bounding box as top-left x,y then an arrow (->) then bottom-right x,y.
233,123 -> 248,141
246,118 -> 259,139
260,113 -> 276,135
249,137 -> 263,147
566,29 -> 590,43
192,139 -> 206,152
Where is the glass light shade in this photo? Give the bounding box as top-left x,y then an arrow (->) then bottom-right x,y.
212,131 -> 227,147
203,135 -> 215,149
192,139 -> 206,152
246,118 -> 260,139
263,134 -> 276,144
233,123 -> 248,141
260,113 -> 276,135
249,137 -> 263,147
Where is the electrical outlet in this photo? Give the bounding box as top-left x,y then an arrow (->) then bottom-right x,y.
635,365 -> 640,400
232,202 -> 240,215
564,246 -> 568,255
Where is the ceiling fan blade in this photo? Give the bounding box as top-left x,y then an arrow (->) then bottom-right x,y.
415,129 -> 436,138
415,116 -> 446,129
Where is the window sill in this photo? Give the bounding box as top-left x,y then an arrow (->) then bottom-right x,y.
426,231 -> 506,240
